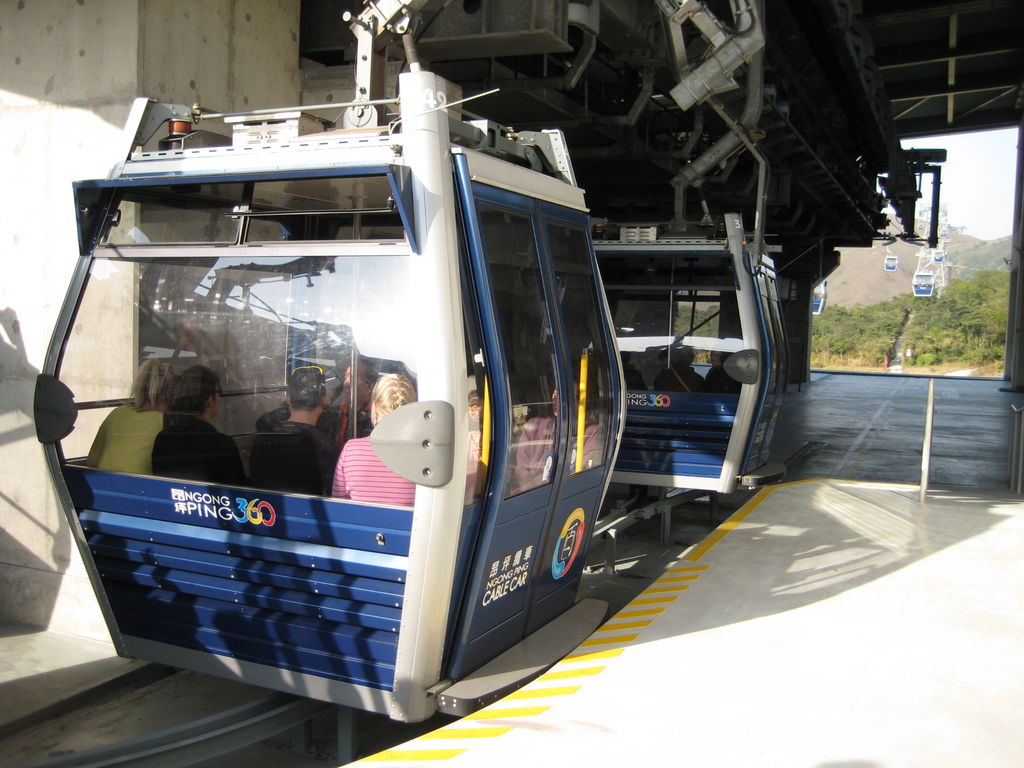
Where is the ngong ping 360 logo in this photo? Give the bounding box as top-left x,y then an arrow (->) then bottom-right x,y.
551,507 -> 586,580
170,488 -> 277,527
626,392 -> 672,408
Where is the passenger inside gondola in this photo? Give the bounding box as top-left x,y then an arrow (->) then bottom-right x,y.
467,389 -> 483,465
337,357 -> 379,443
151,364 -> 248,486
654,345 -> 704,393
249,366 -> 338,496
509,381 -> 602,495
703,351 -> 741,395
332,373 -> 417,506
254,356 -> 377,455
466,389 -> 485,504
621,353 -> 646,389
87,359 -> 178,475
510,389 -> 558,495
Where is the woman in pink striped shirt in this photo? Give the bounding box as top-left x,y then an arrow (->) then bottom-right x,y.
332,373 -> 417,506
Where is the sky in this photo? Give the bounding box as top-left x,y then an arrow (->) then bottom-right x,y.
901,127 -> 1018,241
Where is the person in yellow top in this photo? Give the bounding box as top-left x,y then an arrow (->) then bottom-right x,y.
87,360 -> 177,474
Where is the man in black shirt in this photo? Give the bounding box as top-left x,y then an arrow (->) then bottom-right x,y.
250,366 -> 338,496
654,345 -> 705,393
153,365 -> 248,486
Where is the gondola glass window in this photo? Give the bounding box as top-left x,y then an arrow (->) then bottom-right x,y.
56,176 -> 434,502
548,223 -> 611,473
477,207 -> 560,498
102,177 -> 406,246
613,289 -> 743,397
102,182 -> 246,245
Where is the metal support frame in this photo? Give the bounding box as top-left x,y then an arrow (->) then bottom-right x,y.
337,706 -> 356,764
1010,405 -> 1024,493
341,0 -> 432,128
592,489 -> 718,573
15,695 -> 330,768
920,378 -> 935,502
1004,119 -> 1024,389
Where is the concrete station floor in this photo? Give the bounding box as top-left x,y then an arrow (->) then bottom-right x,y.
354,373 -> 1024,766
3,372 -> 1023,766
773,371 -> 1024,487
358,478 -> 1024,767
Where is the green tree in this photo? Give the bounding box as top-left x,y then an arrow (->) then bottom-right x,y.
811,271 -> 1007,371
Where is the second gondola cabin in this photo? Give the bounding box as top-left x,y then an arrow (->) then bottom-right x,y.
35,70 -> 623,722
595,218 -> 786,494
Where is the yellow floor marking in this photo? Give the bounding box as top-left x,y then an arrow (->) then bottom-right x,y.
654,574 -> 700,583
359,489 -> 833,768
610,610 -> 667,622
537,665 -> 605,681
362,748 -> 466,761
779,477 -> 828,488
642,584 -> 689,593
626,593 -> 675,606
665,565 -> 709,573
420,727 -> 512,740
626,595 -> 679,606
463,706 -> 549,720
579,633 -> 638,647
562,647 -> 624,662
506,685 -> 580,700
597,619 -> 651,631
614,607 -> 665,618
684,486 -> 775,562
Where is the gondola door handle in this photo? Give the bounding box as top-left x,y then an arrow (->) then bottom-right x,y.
371,400 -> 455,487
723,349 -> 760,384
34,374 -> 78,444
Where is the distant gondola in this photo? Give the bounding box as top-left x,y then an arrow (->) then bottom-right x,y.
913,271 -> 935,297
812,280 -> 828,315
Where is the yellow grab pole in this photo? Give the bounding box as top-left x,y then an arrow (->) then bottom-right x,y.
575,350 -> 589,473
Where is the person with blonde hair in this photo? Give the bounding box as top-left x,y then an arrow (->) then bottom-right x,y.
332,374 -> 417,506
87,359 -> 177,474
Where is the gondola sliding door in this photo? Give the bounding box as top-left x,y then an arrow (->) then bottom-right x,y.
445,170 -> 618,679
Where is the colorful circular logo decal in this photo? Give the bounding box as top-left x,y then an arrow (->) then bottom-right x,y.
551,507 -> 586,580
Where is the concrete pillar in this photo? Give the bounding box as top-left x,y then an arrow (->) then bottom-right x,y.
789,275 -> 813,386
0,0 -> 299,640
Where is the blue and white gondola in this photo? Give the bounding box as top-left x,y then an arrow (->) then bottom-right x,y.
913,271 -> 935,297
595,216 -> 786,494
812,280 -> 827,315
34,70 -> 623,722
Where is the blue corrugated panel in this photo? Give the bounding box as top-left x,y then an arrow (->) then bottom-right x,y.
79,511 -> 406,581
89,536 -> 404,606
107,586 -> 398,688
66,470 -> 412,554
615,394 -> 735,479
95,557 -> 402,631
65,467 -> 410,691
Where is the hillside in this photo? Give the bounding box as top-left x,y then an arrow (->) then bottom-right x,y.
826,225 -> 1011,308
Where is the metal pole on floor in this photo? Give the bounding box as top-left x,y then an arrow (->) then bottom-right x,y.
337,706 -> 356,764
1010,405 -> 1024,493
920,378 -> 935,502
